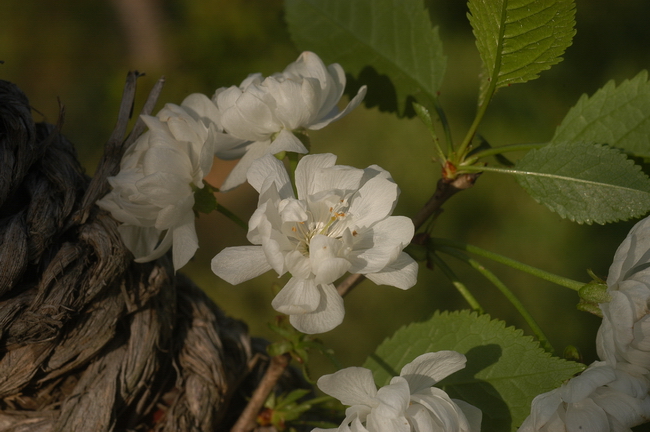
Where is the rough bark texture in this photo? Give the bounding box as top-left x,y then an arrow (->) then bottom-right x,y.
0,78 -> 296,431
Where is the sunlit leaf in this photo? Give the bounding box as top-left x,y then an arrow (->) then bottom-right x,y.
553,70 -> 650,159
364,310 -> 584,432
285,0 -> 446,115
468,0 -> 576,104
513,142 -> 650,224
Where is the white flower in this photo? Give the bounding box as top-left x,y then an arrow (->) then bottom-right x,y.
518,361 -> 650,432
597,215 -> 650,373
211,153 -> 418,333
214,51 -> 367,191
97,94 -> 230,270
313,351 -> 482,432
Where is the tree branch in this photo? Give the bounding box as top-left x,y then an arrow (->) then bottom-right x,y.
230,353 -> 292,432
337,173 -> 481,297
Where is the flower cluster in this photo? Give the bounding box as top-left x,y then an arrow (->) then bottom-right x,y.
314,352 -> 482,432
98,51 -> 364,272
520,216 -> 650,431
211,153 -> 418,334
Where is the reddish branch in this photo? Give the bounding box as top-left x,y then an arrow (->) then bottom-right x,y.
230,353 -> 292,432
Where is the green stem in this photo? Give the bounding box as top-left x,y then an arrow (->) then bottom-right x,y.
432,238 -> 584,291
216,203 -> 247,231
438,246 -> 555,353
430,253 -> 484,313
413,103 -> 445,162
455,3 -> 507,162
433,97 -> 454,153
456,96 -> 492,161
463,142 -> 546,166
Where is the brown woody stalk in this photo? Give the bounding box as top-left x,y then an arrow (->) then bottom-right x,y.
230,353 -> 292,432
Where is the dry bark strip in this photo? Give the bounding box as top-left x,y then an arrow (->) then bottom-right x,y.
0,77 -> 306,431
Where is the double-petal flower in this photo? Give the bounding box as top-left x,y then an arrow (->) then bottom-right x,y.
597,216 -> 650,374
211,153 -> 418,333
519,362 -> 650,432
214,51 -> 367,191
521,215 -> 650,431
98,94 -> 238,270
314,351 -> 482,432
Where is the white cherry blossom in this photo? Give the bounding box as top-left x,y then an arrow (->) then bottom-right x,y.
211,153 -> 418,333
313,351 -> 482,432
518,361 -> 650,432
97,94 -> 236,270
213,51 -> 367,191
597,215 -> 650,373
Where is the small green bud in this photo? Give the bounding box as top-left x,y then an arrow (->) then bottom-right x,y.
579,282 -> 611,304
577,281 -> 610,317
563,345 -> 582,362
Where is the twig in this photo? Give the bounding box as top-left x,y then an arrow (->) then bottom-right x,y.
230,353 -> 292,432
411,173 -> 480,230
74,72 -> 165,224
337,173 -> 481,297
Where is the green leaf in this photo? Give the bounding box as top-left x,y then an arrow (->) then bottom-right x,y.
363,310 -> 584,432
552,70 -> 650,159
512,141 -> 650,224
467,0 -> 576,104
285,0 -> 446,115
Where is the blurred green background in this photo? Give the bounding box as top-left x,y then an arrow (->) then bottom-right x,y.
3,0 -> 650,377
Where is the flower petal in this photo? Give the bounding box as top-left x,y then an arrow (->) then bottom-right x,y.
264,76 -> 319,129
181,92 -> 220,126
132,227 -> 173,263
246,153 -> 293,197
118,225 -> 162,260
294,153 -> 338,199
523,388 -> 564,431
211,246 -> 272,284
593,386 -> 650,428
171,217 -> 198,271
349,217 -> 415,274
560,362 -> 616,403
218,86 -> 280,141
289,283 -> 344,333
365,252 -> 418,290
310,234 -> 352,285
272,277 -> 321,315
309,85 -> 367,130
607,215 -> 650,287
317,366 -> 378,407
377,377 -> 410,413
400,351 -> 467,393
310,165 -> 365,197
348,175 -> 399,231
267,128 -> 309,155
410,389 -> 464,432
141,145 -> 193,181
453,399 -> 483,432
565,398 -> 609,432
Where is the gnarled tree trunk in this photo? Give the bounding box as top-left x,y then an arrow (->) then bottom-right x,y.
0,76 -> 297,432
